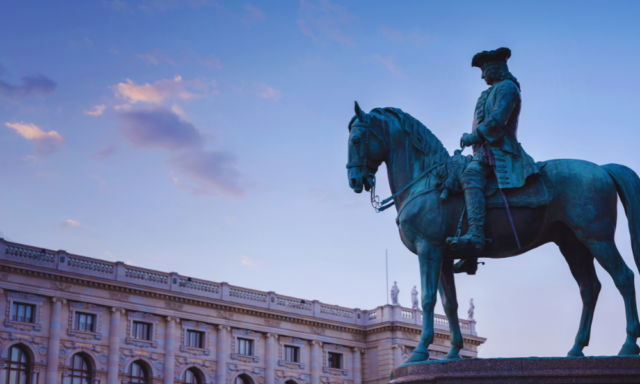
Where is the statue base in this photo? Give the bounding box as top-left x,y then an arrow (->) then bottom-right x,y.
390,356 -> 640,383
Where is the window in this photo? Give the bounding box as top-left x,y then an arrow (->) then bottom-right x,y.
11,303 -> 35,323
129,361 -> 148,384
3,345 -> 30,384
236,338 -> 253,355
186,330 -> 204,348
328,352 -> 342,369
132,322 -> 151,340
184,368 -> 202,384
63,354 -> 91,384
235,374 -> 251,384
284,346 -> 299,363
74,313 -> 95,332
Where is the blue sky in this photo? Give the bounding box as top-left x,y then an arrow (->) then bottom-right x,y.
2,0 -> 640,358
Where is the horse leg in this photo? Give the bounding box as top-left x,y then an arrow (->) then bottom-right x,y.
409,243 -> 444,362
581,238 -> 640,355
438,259 -> 463,359
556,228 -> 601,357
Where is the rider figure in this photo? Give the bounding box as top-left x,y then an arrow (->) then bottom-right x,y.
455,47 -> 539,252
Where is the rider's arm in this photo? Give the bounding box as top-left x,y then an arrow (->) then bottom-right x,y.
477,81 -> 519,143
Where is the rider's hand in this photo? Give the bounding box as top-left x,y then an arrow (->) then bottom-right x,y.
460,132 -> 480,148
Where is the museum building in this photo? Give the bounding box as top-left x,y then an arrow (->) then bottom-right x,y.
0,239 -> 485,384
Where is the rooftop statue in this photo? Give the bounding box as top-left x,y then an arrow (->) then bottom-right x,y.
411,285 -> 419,310
346,47 -> 640,362
391,281 -> 400,305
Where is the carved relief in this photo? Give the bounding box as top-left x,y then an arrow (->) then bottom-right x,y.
216,310 -> 234,319
402,332 -> 418,341
351,334 -> 365,342
264,319 -> 281,327
164,301 -> 184,311
108,292 -> 130,301
50,282 -> 73,292
275,371 -> 284,378
310,327 -> 325,335
33,336 -> 47,345
151,353 -> 163,361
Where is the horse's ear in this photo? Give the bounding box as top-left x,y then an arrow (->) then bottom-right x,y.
354,101 -> 365,121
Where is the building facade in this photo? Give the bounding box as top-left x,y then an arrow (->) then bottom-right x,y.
0,239 -> 485,384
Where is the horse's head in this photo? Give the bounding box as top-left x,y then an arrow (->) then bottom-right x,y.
347,102 -> 387,193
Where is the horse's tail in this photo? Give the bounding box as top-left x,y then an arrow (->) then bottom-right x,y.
602,163 -> 640,272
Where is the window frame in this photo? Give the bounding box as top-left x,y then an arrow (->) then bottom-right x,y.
184,367 -> 203,384
63,353 -> 92,384
74,312 -> 96,332
236,338 -> 253,356
11,302 -> 36,323
328,352 -> 342,369
129,361 -> 149,384
230,329 -> 261,363
3,345 -> 31,384
180,321 -> 213,355
284,346 -> 299,363
186,330 -> 204,349
278,336 -> 306,370
4,292 -> 45,332
67,302 -> 104,340
125,312 -> 161,348
322,344 -> 349,376
132,321 -> 152,341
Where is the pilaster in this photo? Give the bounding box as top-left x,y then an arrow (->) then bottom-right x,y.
46,298 -> 65,384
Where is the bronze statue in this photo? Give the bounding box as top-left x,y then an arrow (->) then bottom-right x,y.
346,47 -> 640,361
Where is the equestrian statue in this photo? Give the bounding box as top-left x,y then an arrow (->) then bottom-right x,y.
346,47 -> 640,361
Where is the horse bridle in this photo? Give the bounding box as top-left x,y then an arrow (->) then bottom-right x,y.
346,121 -> 388,212
347,119 -> 446,214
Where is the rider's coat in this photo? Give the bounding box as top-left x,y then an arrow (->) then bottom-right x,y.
472,78 -> 539,189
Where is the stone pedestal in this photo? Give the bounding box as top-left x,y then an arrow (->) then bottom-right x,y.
390,356 -> 640,384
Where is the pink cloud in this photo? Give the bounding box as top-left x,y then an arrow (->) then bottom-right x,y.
256,83 -> 281,100
111,76 -> 204,104
298,0 -> 356,46
242,4 -> 266,26
375,55 -> 406,78
84,104 -> 106,116
4,121 -> 65,155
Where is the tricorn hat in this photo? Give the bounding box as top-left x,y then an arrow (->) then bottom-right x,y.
471,47 -> 511,68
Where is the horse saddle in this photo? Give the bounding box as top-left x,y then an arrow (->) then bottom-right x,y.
436,152 -> 553,209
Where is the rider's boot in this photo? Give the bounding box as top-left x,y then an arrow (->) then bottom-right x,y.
457,187 -> 486,252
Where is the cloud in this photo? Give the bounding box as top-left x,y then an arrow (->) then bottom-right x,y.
171,104 -> 186,117
4,121 -> 65,155
114,103 -> 131,110
116,106 -> 203,151
0,72 -> 57,102
136,49 -> 175,65
111,76 -> 211,104
225,216 -> 242,226
84,104 -> 106,116
93,145 -> 118,161
240,255 -> 259,268
375,55 -> 405,78
380,26 -> 432,48
170,150 -> 245,197
256,83 -> 281,100
198,54 -> 223,70
298,0 -> 356,46
242,4 -> 266,26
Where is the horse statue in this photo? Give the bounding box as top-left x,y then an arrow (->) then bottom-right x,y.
346,102 -> 640,362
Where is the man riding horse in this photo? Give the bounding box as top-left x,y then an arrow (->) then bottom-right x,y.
452,47 -> 539,253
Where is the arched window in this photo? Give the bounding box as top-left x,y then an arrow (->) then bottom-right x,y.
3,345 -> 30,384
285,381 -> 298,384
184,368 -> 202,384
129,361 -> 148,384
235,374 -> 252,384
63,354 -> 91,384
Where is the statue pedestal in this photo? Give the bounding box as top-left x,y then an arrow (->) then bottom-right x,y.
390,356 -> 640,383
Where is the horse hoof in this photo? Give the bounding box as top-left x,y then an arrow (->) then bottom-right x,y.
567,344 -> 585,357
618,342 -> 640,356
445,351 -> 461,360
409,350 -> 429,362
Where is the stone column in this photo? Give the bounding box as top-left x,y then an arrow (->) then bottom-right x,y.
46,298 -> 65,384
265,333 -> 278,384
164,317 -> 179,384
108,308 -> 125,384
352,348 -> 362,384
310,341 -> 323,384
392,345 -> 404,369
217,326 -> 230,384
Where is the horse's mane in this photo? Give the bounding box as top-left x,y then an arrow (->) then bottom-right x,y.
370,107 -> 450,168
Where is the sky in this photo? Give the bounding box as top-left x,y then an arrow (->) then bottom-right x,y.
2,0 -> 640,359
